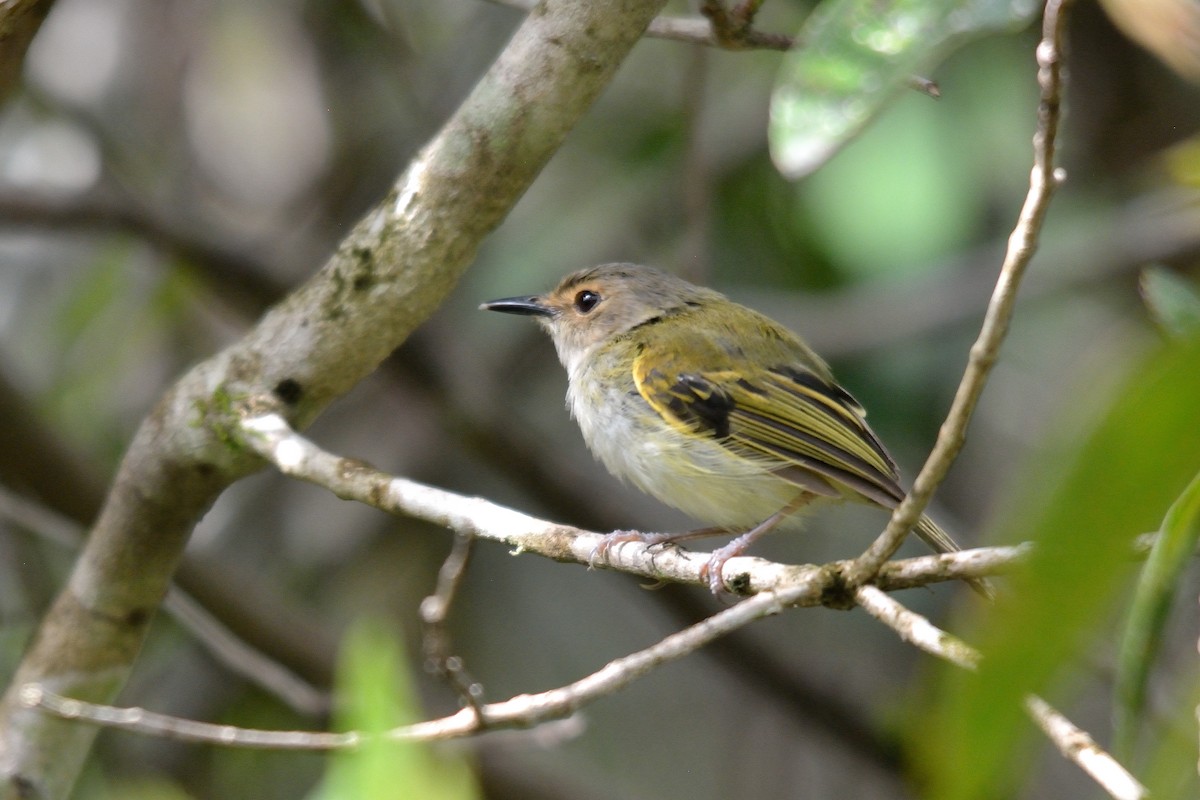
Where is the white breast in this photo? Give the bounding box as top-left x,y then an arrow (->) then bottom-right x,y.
566,363 -> 803,530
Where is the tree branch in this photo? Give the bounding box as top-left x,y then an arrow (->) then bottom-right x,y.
15,410 -> 1154,799
846,0 -> 1074,588
0,2 -> 670,796
0,486 -> 330,717
855,587 -> 1148,800
238,411 -> 1020,594
485,0 -> 795,51
14,581 -> 851,749
16,557 -> 1151,800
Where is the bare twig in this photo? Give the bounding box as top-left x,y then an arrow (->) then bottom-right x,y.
846,0 -> 1074,588
18,684 -> 357,751
856,588 -> 1148,800
853,586 -> 979,669
18,580 -> 820,748
1025,696 -> 1150,800
0,487 -> 330,716
419,534 -> 486,715
16,425 -> 1150,800
238,411 -> 1023,594
19,571 -> 1151,800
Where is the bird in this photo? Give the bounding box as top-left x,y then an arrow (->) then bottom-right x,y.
482,263 -> 985,596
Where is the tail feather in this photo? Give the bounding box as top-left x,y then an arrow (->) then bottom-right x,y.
915,515 -> 994,600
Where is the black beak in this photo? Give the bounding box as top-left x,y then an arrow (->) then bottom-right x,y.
479,295 -> 555,317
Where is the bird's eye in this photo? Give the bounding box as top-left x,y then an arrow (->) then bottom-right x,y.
574,290 -> 601,314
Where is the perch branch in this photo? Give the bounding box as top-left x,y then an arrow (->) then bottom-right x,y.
238,411 -> 1021,594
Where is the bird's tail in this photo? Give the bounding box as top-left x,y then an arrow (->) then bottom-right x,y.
915,514 -> 994,600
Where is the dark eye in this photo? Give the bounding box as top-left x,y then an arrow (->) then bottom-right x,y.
574,290 -> 601,313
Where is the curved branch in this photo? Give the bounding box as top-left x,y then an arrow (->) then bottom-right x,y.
0,2 -> 669,797
238,411 -> 1021,594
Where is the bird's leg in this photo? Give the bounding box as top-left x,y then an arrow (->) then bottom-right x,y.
701,494 -> 813,594
589,526 -> 730,568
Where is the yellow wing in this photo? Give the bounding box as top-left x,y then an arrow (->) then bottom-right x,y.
633,350 -> 907,510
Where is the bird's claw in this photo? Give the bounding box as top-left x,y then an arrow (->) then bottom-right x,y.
698,553 -> 730,595
589,529 -> 644,569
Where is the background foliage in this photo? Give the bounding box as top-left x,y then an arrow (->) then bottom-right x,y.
1,0 -> 1198,797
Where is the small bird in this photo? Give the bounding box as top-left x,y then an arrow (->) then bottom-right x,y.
483,263 -> 980,595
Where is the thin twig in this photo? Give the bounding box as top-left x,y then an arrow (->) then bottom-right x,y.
237,411 -> 1022,595
1025,696 -> 1150,800
18,684 -> 357,750
0,487 -> 330,716
21,578 -> 1150,800
19,582 -> 814,748
854,586 -> 979,669
846,0 -> 1074,588
856,588 -> 1148,800
162,590 -> 330,717
419,533 -> 486,716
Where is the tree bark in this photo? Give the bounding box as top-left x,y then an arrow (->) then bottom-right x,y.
0,2 -> 669,796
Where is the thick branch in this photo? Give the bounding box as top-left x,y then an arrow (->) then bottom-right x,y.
0,2 -> 669,797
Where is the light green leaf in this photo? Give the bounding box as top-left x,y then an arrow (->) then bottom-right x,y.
316,621 -> 479,800
769,0 -> 1038,178
916,335 -> 1200,799
1140,265 -> 1200,338
1113,469 -> 1200,760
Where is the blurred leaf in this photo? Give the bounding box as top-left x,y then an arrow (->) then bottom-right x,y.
1140,266 -> 1200,338
100,777 -> 194,800
1143,671 -> 1200,799
1113,469 -> 1200,760
769,0 -> 1037,179
52,247 -> 128,352
1162,135 -> 1200,187
798,97 -> 977,279
916,334 -> 1200,799
316,621 -> 478,800
1100,0 -> 1200,84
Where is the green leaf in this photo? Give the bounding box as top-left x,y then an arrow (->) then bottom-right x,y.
316,621 -> 479,800
1113,469 -> 1200,760
915,334 -> 1200,799
1140,265 -> 1200,338
1142,671 -> 1200,799
769,0 -> 1037,179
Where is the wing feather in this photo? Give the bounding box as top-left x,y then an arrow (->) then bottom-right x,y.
633,351 -> 906,509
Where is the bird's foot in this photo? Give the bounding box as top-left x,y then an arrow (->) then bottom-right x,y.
698,540 -> 746,595
589,529 -> 686,568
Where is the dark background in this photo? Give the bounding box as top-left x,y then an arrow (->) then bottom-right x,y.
1,0 -> 1198,797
